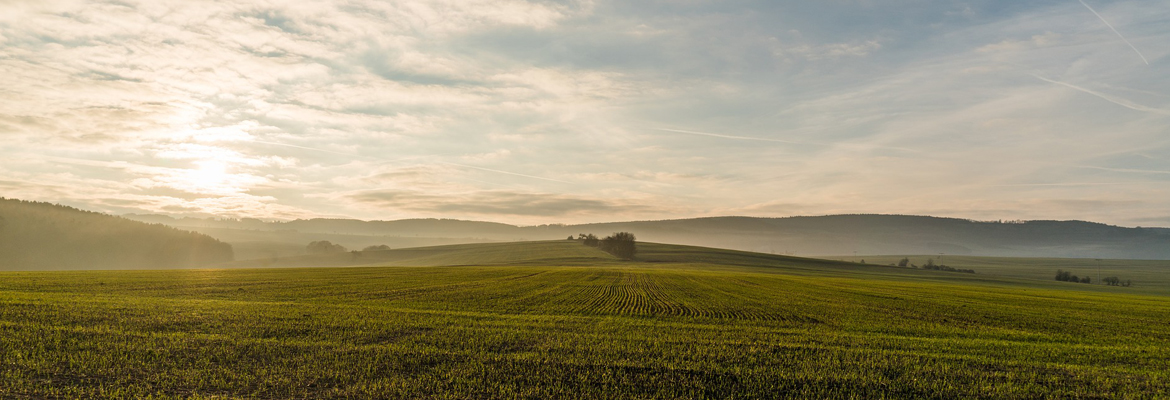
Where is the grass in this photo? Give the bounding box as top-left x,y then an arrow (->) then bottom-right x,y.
2,241 -> 1168,398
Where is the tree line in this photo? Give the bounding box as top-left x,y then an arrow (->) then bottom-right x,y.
1054,269 -> 1092,284
572,232 -> 637,259
1054,270 -> 1131,286
0,198 -> 233,270
893,257 -> 975,273
1102,276 -> 1131,287
306,241 -> 391,254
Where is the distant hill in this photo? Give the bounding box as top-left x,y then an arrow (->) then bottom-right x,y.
121,215 -> 519,260
126,213 -> 1170,260
0,198 -> 233,270
219,240 -> 862,272
568,215 -> 1170,259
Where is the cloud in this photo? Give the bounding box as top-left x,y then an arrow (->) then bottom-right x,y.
977,32 -> 1063,53
347,189 -> 650,217
782,39 -> 884,61
737,201 -> 831,216
3,0 -> 1170,227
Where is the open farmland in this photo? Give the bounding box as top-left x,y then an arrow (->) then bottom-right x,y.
830,254 -> 1170,295
2,241 -> 1168,399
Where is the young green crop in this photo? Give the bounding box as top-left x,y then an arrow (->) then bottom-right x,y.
2,241 -> 1167,398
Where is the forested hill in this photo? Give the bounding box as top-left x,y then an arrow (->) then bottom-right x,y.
565,215 -> 1170,259
0,198 -> 233,270
125,213 -> 1170,260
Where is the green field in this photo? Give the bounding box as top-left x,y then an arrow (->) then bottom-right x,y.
2,241 -> 1168,398
830,254 -> 1170,295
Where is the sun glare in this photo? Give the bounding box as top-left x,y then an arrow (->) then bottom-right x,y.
175,159 -> 238,195
146,141 -> 269,198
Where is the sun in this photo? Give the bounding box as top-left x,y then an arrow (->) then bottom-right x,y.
177,159 -> 237,195
150,141 -> 263,197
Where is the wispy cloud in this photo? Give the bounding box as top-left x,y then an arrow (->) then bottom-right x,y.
438,162 -> 571,184
651,127 -> 805,144
251,139 -> 569,183
3,0 -> 1170,226
651,127 -> 917,153
346,189 -> 650,217
989,182 -> 1152,187
1076,165 -> 1170,175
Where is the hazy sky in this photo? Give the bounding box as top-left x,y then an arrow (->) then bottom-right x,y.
2,0 -> 1169,226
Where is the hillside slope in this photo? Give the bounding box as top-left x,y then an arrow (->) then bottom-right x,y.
568,215 -> 1170,259
0,198 -> 233,270
219,240 -> 620,269
128,214 -> 1170,259
218,240 -> 878,270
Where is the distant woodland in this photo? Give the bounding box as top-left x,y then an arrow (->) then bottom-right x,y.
124,213 -> 1170,260
0,198 -> 233,270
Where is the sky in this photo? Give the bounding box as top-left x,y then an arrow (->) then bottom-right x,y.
1,0 -> 1169,226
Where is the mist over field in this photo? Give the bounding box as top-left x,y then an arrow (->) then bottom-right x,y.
125,212 -> 1170,261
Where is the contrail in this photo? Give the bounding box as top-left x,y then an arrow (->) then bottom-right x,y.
1032,74 -> 1170,115
1078,0 -> 1149,65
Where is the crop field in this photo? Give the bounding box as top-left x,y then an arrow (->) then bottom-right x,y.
830,254 -> 1170,295
2,241 -> 1169,398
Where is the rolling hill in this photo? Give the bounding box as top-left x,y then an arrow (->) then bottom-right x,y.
218,240 -> 862,270
219,240 -> 1170,295
125,213 -> 1170,260
0,198 -> 233,270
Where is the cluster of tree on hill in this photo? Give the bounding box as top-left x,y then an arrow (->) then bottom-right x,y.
307,241 -> 392,255
1054,270 -> 1092,284
894,257 -> 975,273
573,232 -> 637,259
307,240 -> 348,254
1102,276 -> 1132,287
920,259 -> 975,273
0,198 -> 233,270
